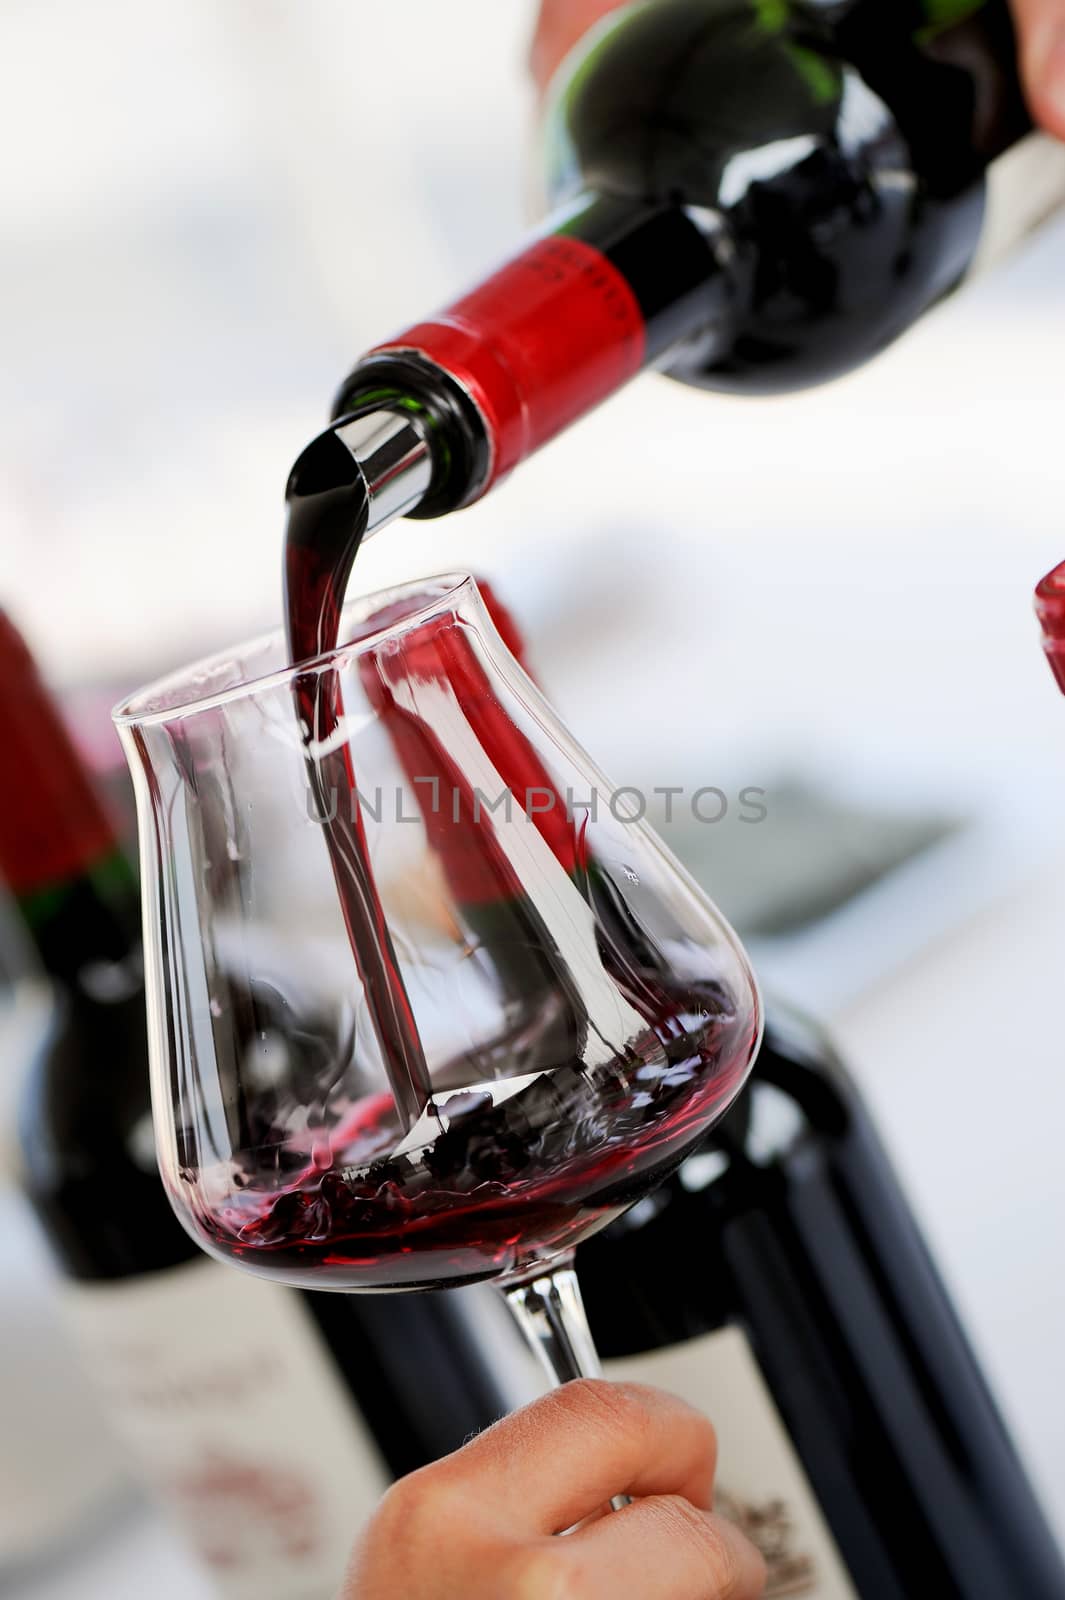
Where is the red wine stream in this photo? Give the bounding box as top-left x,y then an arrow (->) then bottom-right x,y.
284,441 -> 432,1133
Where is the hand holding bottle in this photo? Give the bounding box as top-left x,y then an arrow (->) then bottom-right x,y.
342,1380 -> 766,1599
531,0 -> 1065,137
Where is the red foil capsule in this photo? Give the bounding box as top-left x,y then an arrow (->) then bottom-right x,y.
1035,561 -> 1065,696
0,613 -> 117,896
369,235 -> 645,495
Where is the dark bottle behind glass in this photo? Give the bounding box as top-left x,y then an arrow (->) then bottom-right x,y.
0,611 -> 508,1600
577,1006 -> 1065,1599
303,0 -> 1065,542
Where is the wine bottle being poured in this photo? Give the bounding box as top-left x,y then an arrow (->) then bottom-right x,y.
286,0 -> 1064,562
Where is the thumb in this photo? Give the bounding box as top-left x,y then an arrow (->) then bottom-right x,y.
1011,0 -> 1065,137
530,0 -> 632,95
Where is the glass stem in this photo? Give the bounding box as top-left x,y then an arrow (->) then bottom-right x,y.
502,1261 -> 603,1386
502,1262 -> 630,1512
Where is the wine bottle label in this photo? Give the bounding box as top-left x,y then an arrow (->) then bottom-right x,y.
62,1257 -> 390,1600
972,132 -> 1065,278
603,1325 -> 859,1600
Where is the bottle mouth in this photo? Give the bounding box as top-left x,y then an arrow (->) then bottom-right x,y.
286,409 -> 434,548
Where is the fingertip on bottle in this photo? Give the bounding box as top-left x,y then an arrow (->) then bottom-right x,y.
529,0 -> 631,96
1025,23 -> 1065,140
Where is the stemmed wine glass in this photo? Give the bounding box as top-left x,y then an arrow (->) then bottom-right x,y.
114,575 -> 761,1395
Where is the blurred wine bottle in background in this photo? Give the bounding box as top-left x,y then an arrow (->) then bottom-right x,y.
577,1006 -> 1065,1598
0,610 -> 515,1599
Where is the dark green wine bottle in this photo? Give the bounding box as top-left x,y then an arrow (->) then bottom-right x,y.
320,0 -> 1064,528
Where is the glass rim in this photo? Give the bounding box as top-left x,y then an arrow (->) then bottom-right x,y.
111,571 -> 477,730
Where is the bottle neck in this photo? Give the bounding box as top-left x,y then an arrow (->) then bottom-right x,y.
0,614 -> 142,987
559,193 -> 732,367
331,195 -> 727,517
17,848 -> 142,989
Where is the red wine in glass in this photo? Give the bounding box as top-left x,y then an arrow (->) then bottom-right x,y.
191,971 -> 753,1290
